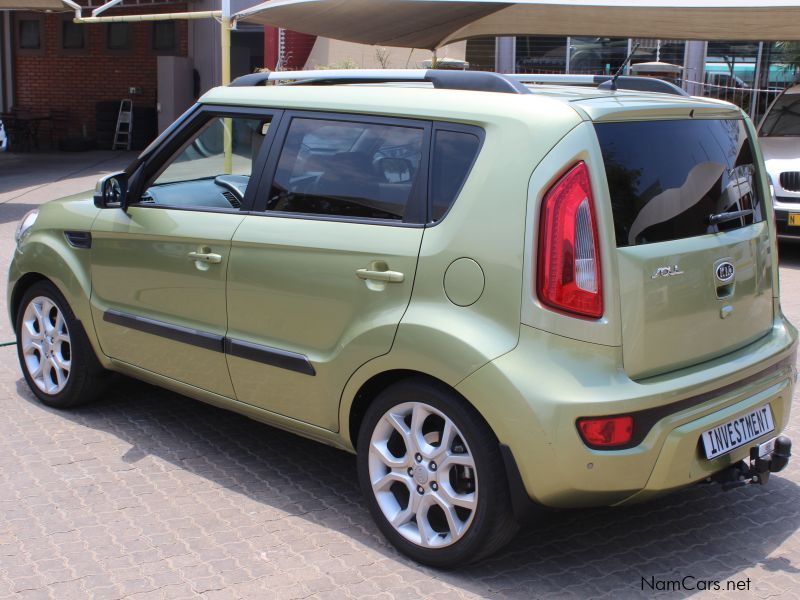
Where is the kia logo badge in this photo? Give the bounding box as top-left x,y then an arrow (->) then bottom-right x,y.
716,262 -> 735,283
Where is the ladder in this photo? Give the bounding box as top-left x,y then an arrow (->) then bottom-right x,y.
112,99 -> 133,150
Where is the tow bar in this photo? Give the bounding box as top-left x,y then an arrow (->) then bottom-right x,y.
713,436 -> 792,490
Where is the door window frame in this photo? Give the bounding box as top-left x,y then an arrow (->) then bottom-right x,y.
253,110 -> 432,227
127,104 -> 284,214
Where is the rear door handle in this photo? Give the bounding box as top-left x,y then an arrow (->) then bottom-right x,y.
356,268 -> 404,283
188,251 -> 222,264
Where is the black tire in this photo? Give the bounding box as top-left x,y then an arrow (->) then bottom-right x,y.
357,377 -> 519,568
15,280 -> 109,409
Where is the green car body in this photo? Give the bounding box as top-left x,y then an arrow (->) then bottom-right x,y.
8,74 -> 797,564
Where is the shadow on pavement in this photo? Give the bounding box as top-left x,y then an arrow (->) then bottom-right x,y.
0,202 -> 40,225
14,375 -> 800,598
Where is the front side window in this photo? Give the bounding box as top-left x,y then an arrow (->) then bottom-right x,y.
267,117 -> 424,221
761,93 -> 800,137
141,115 -> 271,210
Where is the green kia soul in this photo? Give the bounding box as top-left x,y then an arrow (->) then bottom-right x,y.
8,70 -> 796,567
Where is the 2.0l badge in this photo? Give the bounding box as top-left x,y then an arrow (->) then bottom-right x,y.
651,265 -> 684,279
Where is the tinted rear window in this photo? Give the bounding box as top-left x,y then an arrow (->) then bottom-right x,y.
430,129 -> 482,221
595,119 -> 764,247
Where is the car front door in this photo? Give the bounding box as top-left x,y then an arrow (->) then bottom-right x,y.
90,107 -> 281,397
225,112 -> 429,429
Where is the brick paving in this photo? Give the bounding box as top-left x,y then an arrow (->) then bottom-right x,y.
0,158 -> 799,598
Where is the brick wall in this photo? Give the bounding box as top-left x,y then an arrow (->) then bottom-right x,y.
13,4 -> 188,142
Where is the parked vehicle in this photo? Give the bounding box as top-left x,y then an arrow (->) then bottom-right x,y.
8,70 -> 796,567
759,85 -> 800,236
0,118 -> 7,152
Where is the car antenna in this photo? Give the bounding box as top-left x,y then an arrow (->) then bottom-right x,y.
609,43 -> 641,91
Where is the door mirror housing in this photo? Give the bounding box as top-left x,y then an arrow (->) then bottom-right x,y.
94,172 -> 128,208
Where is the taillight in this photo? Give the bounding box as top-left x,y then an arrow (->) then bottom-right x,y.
537,161 -> 603,318
577,416 -> 634,448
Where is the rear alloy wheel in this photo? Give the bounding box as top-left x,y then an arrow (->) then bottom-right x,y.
16,281 -> 108,408
358,378 -> 518,567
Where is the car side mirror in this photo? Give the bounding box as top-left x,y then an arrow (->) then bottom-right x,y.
94,172 -> 128,208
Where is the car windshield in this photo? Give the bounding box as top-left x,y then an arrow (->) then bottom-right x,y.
761,93 -> 800,137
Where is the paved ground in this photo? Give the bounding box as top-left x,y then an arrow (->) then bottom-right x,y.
1,152 -> 800,599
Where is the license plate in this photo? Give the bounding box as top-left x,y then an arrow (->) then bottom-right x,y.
789,214 -> 800,226
701,405 -> 775,460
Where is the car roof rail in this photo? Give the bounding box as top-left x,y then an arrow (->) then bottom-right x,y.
229,69 -> 531,95
507,74 -> 689,97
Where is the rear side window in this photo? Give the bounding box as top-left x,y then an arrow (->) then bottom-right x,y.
595,119 -> 764,247
430,129 -> 482,221
267,117 -> 425,221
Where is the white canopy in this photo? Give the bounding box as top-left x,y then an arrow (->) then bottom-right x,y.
235,0 -> 800,49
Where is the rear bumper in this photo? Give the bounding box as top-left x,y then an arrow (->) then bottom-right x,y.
456,314 -> 797,509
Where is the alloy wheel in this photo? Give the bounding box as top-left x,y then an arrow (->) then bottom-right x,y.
20,295 -> 71,395
368,401 -> 478,548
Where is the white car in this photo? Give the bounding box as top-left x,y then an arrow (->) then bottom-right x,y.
0,118 -> 7,152
759,85 -> 800,236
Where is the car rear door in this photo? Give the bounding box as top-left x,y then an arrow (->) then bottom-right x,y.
225,112 -> 429,430
594,118 -> 774,379
90,107 -> 281,397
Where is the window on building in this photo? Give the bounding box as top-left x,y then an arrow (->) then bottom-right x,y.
107,22 -> 130,51
61,20 -> 85,50
267,117 -> 425,221
465,37 -> 496,71
152,21 -> 176,52
17,18 -> 41,50
569,37 -> 629,74
515,36 -> 568,74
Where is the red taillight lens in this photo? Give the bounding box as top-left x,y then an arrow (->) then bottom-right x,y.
537,161 -> 603,318
577,416 -> 634,448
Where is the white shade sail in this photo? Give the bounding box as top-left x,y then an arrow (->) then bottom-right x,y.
235,0 -> 800,49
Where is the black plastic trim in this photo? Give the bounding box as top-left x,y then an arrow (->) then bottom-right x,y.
498,443 -> 544,524
102,310 -> 316,376
103,310 -> 224,353
576,355 -> 796,450
64,231 -> 92,249
225,338 -> 316,376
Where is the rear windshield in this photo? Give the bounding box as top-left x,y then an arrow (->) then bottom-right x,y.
595,119 -> 765,247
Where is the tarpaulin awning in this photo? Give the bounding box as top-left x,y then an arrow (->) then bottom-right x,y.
0,0 -> 70,9
234,0 -> 800,49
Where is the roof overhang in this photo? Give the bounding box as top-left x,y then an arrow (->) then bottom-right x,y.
0,0 -> 70,9
234,0 -> 800,49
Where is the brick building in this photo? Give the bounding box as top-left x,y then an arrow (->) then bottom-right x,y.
2,0 -> 188,148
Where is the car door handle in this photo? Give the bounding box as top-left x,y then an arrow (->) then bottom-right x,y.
356,268 -> 404,283
188,251 -> 222,264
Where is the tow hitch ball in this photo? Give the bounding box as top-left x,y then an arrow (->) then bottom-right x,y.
714,436 -> 792,491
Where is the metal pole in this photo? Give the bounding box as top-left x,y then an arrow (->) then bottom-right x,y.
752,41 -> 764,120
565,37 -> 571,74
221,0 -> 232,174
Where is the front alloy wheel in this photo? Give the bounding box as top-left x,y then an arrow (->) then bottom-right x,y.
20,295 -> 72,394
16,280 -> 108,408
358,378 -> 518,567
